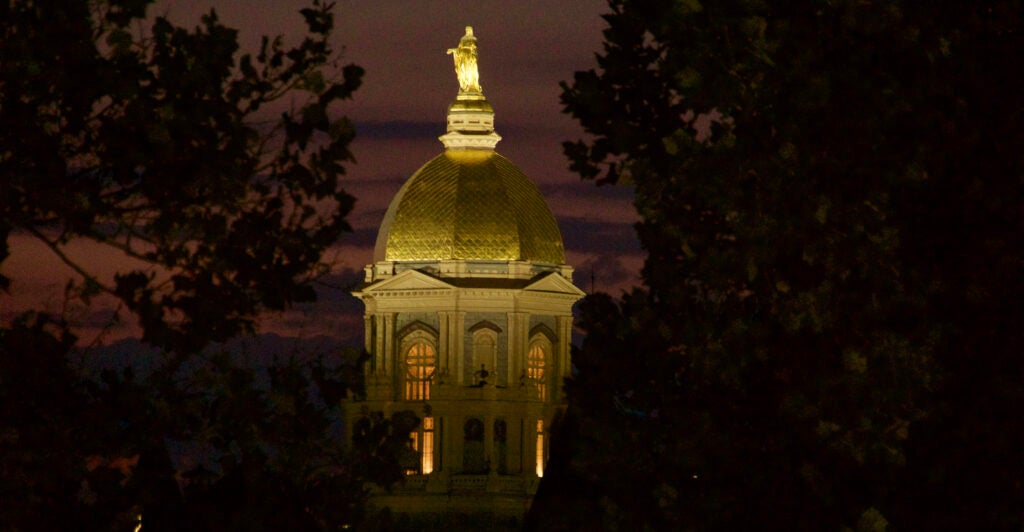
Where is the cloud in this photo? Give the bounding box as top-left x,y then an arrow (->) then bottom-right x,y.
354,120 -> 442,140
560,216 -> 641,258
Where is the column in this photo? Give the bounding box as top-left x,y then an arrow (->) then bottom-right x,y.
507,312 -> 529,383
454,311 -> 466,384
363,314 -> 374,373
484,415 -> 494,475
438,311 -> 451,377
381,312 -> 395,375
557,315 -> 573,378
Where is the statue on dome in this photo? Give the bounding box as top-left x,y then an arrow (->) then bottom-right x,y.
447,26 -> 482,93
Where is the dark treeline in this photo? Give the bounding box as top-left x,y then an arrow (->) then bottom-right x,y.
530,0 -> 1023,530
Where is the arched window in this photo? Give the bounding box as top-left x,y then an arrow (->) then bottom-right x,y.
463,418 -> 485,473
472,329 -> 498,385
404,341 -> 436,401
527,342 -> 547,401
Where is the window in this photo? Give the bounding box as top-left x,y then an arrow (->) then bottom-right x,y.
527,343 -> 547,401
405,416 -> 435,476
463,418 -> 485,473
404,341 -> 436,401
535,419 -> 545,478
472,328 -> 498,385
421,416 -> 434,474
407,431 -> 419,476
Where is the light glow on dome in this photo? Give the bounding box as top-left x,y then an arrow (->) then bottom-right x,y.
371,27 -> 567,266
374,151 -> 566,264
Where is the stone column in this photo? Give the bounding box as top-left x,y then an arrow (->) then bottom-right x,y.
484,415 -> 494,475
381,312 -> 395,375
507,312 -> 529,383
438,311 -> 451,378
373,313 -> 385,374
555,315 -> 573,402
363,314 -> 374,373
451,416 -> 464,473
454,311 -> 466,384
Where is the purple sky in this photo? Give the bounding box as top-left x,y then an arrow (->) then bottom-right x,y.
1,1 -> 643,347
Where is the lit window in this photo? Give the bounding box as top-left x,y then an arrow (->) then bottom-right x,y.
528,343 -> 546,401
406,431 -> 420,476
404,342 -> 436,401
406,416 -> 435,476
422,417 -> 434,474
535,419 -> 545,477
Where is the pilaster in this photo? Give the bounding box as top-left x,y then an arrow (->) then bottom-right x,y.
454,311 -> 466,384
438,311 -> 452,378
507,312 -> 529,383
363,314 -> 374,372
555,315 -> 573,402
381,312 -> 395,375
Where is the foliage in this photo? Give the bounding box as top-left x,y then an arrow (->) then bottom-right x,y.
1,0 -> 361,352
1,321 -> 411,529
0,1 -> 411,529
532,0 -> 1024,529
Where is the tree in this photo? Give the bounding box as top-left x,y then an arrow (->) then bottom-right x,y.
531,1 -> 1024,529
0,1 -> 408,529
1,0 -> 361,352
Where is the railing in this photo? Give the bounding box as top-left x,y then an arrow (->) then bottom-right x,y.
389,473 -> 528,494
451,474 -> 489,491
401,475 -> 430,490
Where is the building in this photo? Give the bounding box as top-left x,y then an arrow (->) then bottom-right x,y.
349,27 -> 584,529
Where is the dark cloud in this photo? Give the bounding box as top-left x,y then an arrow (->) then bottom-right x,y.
574,253 -> 640,295
79,332 -> 364,384
561,217 -> 640,256
354,120 -> 442,140
338,226 -> 379,248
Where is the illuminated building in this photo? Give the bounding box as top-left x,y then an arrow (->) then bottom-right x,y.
349,26 -> 584,529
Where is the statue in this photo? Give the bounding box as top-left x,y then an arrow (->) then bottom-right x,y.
447,26 -> 482,93
474,363 -> 490,387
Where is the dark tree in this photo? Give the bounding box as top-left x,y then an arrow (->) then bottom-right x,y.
0,1 -> 410,529
531,1 -> 1024,529
1,0 -> 361,352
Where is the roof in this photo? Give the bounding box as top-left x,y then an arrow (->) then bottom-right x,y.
373,149 -> 566,264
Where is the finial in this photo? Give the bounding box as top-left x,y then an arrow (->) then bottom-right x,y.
447,26 -> 482,94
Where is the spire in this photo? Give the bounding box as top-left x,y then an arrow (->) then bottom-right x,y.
439,26 -> 501,150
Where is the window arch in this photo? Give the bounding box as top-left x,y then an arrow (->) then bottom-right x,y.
403,336 -> 436,401
527,339 -> 548,401
472,328 -> 498,385
463,418 -> 486,473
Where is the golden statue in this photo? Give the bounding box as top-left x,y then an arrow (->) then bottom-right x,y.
447,26 -> 482,93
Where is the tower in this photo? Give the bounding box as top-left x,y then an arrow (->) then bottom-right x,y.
350,27 -> 584,528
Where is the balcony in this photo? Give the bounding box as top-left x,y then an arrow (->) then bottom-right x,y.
387,472 -> 536,495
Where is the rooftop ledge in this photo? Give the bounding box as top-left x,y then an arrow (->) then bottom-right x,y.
364,259 -> 574,283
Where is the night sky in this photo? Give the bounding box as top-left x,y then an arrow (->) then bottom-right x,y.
1,0 -> 642,347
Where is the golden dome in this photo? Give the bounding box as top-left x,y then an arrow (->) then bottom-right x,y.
374,149 -> 566,264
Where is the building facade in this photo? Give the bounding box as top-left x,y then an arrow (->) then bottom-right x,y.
348,27 -> 584,528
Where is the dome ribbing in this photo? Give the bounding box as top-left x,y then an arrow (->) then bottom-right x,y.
373,149 -> 565,264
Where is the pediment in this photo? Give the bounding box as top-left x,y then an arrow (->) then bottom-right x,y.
524,272 -> 586,297
359,269 -> 454,293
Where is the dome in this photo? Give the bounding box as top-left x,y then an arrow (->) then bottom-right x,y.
373,149 -> 566,264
